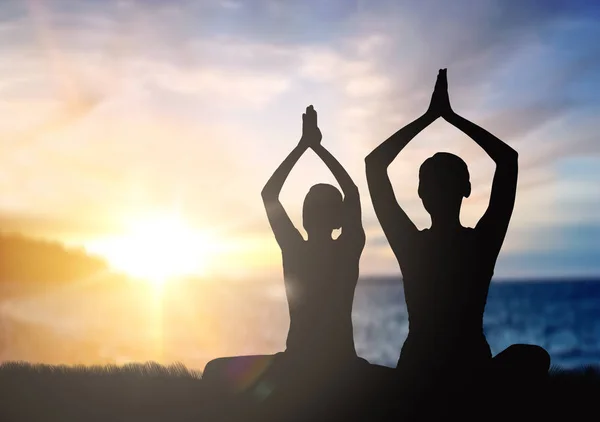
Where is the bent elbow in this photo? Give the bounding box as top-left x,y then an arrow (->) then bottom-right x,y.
365,149 -> 393,171
508,148 -> 519,169
365,156 -> 390,183
365,153 -> 381,170
496,147 -> 518,168
261,187 -> 273,201
261,188 -> 281,206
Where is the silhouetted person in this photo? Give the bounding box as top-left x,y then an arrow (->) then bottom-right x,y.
224,105 -> 386,420
203,106 -> 393,420
261,105 -> 365,363
365,69 -> 549,394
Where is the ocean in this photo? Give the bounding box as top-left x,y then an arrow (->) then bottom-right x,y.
1,277 -> 599,371
351,279 -> 600,369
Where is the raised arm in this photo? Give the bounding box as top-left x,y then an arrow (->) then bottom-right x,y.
313,144 -> 364,241
312,144 -> 359,205
261,111 -> 316,249
441,69 -> 518,254
302,105 -> 364,242
365,71 -> 445,253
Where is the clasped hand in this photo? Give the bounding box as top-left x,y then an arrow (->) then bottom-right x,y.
426,68 -> 454,120
299,105 -> 322,148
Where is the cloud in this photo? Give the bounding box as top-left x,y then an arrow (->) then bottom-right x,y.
497,222 -> 600,278
219,0 -> 243,10
148,64 -> 291,108
0,0 -> 597,277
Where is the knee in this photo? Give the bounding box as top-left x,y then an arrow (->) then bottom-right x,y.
519,345 -> 550,367
202,359 -> 218,379
500,344 -> 551,372
530,346 -> 551,372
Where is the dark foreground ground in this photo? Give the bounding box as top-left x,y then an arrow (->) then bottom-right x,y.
0,361 -> 599,422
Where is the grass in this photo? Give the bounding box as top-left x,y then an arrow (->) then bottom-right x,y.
0,361 -> 207,422
0,361 -> 598,421
546,364 -> 600,406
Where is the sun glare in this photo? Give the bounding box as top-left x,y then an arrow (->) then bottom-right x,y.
87,213 -> 214,286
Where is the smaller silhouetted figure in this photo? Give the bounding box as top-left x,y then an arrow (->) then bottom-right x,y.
365,69 -> 550,400
203,106 -> 390,421
261,105 -> 365,364
244,105 -> 386,420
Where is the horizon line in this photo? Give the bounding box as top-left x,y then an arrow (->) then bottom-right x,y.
357,275 -> 600,283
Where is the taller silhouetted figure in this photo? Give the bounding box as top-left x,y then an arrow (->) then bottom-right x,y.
262,105 -> 365,363
365,69 -> 549,393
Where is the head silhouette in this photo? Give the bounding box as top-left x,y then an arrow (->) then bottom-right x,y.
302,183 -> 343,238
418,152 -> 471,222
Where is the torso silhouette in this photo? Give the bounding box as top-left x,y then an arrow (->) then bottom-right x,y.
398,225 -> 497,368
281,232 -> 364,360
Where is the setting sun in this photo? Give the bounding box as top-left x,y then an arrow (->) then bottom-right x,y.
86,213 -> 214,285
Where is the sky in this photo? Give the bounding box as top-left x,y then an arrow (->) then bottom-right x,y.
0,0 -> 599,279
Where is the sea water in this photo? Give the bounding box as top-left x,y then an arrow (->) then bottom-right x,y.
352,279 -> 600,369
1,278 -> 599,370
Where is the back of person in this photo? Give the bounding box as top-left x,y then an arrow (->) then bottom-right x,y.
283,237 -> 361,360
400,226 -> 495,369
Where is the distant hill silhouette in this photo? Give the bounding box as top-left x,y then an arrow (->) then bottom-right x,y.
0,232 -> 108,286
